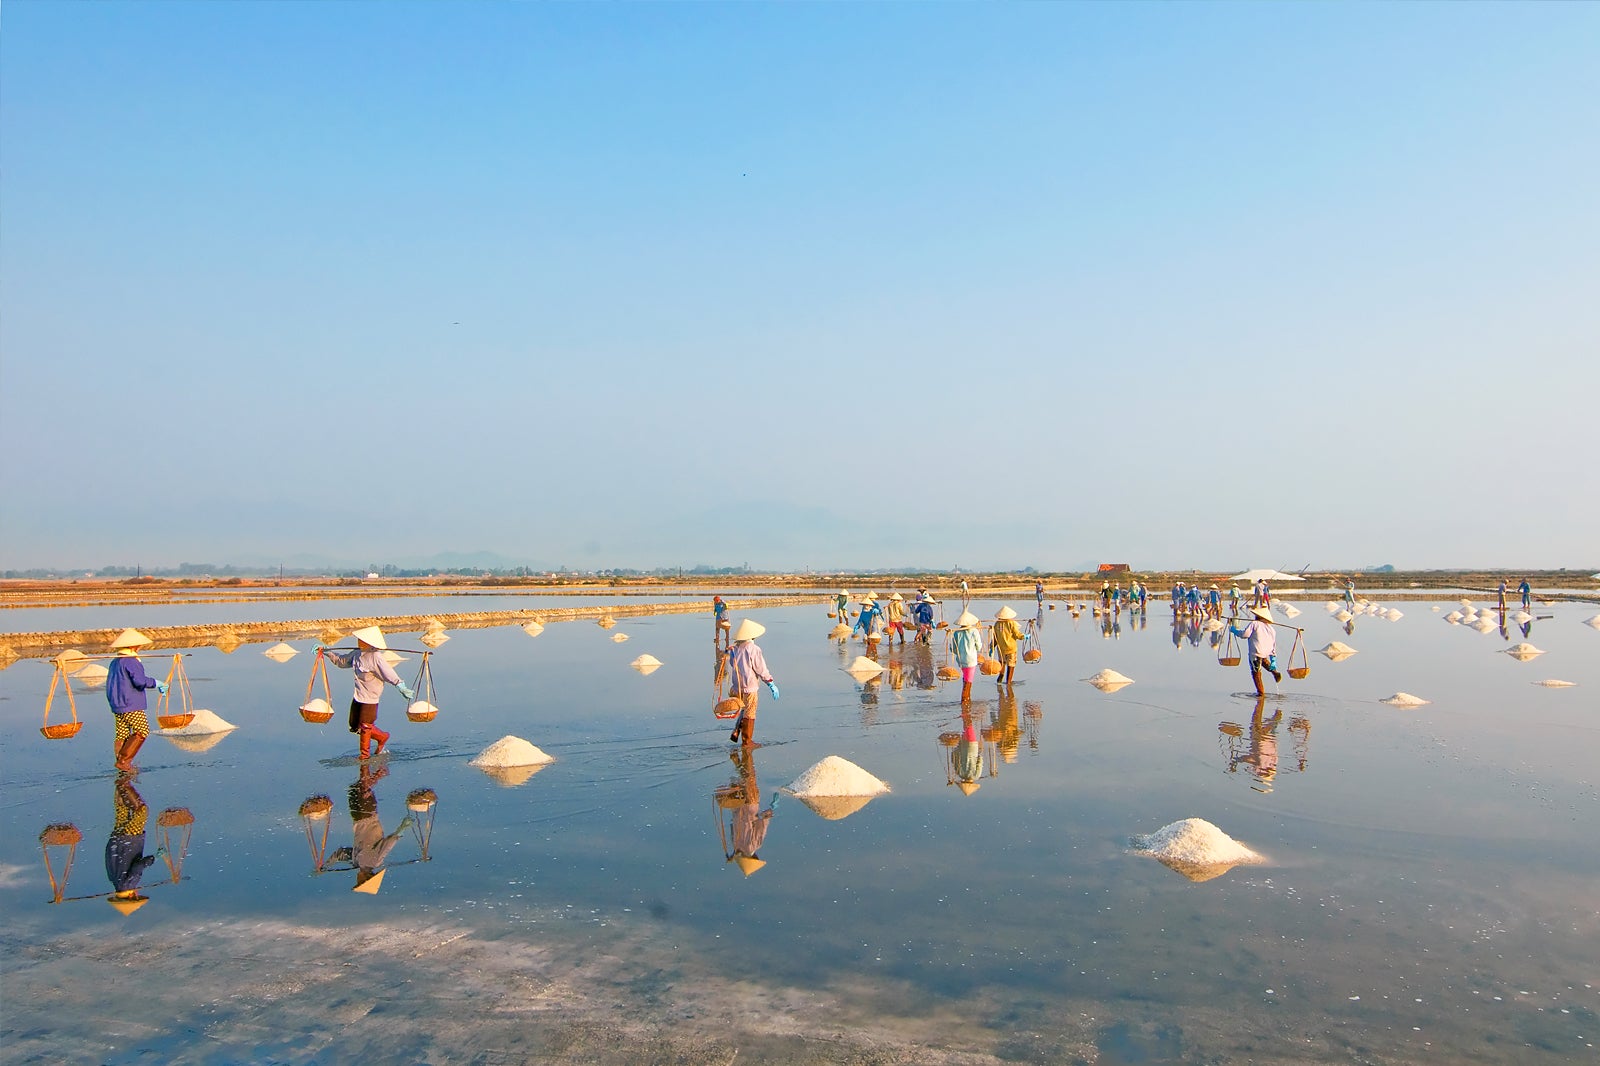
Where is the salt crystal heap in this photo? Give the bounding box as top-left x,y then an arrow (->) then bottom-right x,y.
522,621 -> 545,637
1279,603 -> 1301,618
1381,692 -> 1431,707
1533,679 -> 1576,688
1335,610 -> 1353,623
160,709 -> 238,752
1132,818 -> 1263,882
1084,669 -> 1134,693
1504,643 -> 1544,661
1444,611 -> 1463,624
611,633 -> 629,643
845,656 -> 884,679
828,624 -> 851,640
630,654 -> 663,675
785,756 -> 890,797
1317,641 -> 1357,661
263,642 -> 299,662
74,663 -> 109,687
1585,614 -> 1600,630
469,736 -> 554,787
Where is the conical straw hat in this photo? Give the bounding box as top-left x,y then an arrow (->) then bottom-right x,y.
352,868 -> 386,894
1249,606 -> 1272,621
110,628 -> 153,650
732,855 -> 766,876
351,626 -> 387,650
955,611 -> 981,629
733,619 -> 765,642
995,606 -> 1017,620
107,892 -> 149,914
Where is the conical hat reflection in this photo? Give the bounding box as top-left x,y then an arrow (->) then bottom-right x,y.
161,730 -> 234,753
352,868 -> 386,894
475,763 -> 549,788
731,855 -> 766,877
955,780 -> 981,796
1155,856 -> 1240,882
793,793 -> 876,821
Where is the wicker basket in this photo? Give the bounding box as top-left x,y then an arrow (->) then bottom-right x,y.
406,788 -> 438,811
1287,666 -> 1310,680
157,713 -> 195,730
298,795 -> 334,819
937,732 -> 960,747
39,823 -> 83,846
406,700 -> 438,722
40,722 -> 83,740
1023,649 -> 1042,664
978,657 -> 1002,676
936,666 -> 961,681
157,807 -> 195,828
1218,656 -> 1241,667
299,705 -> 334,724
714,697 -> 742,719
826,611 -> 836,619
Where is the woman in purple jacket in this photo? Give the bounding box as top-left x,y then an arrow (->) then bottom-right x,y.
106,628 -> 167,772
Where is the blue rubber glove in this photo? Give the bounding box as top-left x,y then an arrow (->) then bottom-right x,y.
397,683 -> 416,700
313,643 -> 325,654
764,679 -> 779,699
155,681 -> 169,695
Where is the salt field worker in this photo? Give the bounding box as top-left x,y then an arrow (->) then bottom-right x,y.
853,594 -> 885,641
1099,581 -> 1112,611
1230,606 -> 1281,697
835,589 -> 850,619
951,610 -> 984,704
911,592 -> 937,644
1497,578 -> 1508,611
990,606 -> 1025,685
106,628 -> 168,772
712,596 -> 729,640
1518,578 -> 1531,610
1344,578 -> 1357,610
885,593 -> 908,644
105,773 -> 156,913
320,626 -> 414,760
1228,585 -> 1241,614
725,619 -> 778,747
1208,585 -> 1222,619
1035,581 -> 1045,605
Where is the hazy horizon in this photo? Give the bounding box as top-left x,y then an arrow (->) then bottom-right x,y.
4,4 -> 1596,572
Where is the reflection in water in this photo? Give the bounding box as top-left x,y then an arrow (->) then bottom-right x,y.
941,709 -> 989,795
1023,700 -> 1043,753
1218,697 -> 1313,793
300,765 -> 433,893
715,747 -> 774,876
39,822 -> 83,904
106,774 -> 156,913
154,806 -> 195,884
990,689 -> 1023,764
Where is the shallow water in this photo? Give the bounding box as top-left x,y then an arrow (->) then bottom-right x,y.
2,599 -> 1596,1063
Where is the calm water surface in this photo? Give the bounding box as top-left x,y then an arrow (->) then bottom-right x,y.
2,598 -> 1596,1063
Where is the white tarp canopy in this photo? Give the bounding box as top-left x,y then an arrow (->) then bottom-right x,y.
1230,569 -> 1306,582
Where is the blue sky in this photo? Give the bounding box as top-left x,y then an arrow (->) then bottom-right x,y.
3,3 -> 1595,572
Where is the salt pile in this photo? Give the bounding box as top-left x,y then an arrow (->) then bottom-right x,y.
300,697 -> 334,718
1504,643 -> 1545,660
828,623 -> 851,640
1385,608 -> 1404,621
629,654 -> 663,674
1444,611 -> 1463,623
1325,602 -> 1341,613
1316,641 -> 1357,658
1431,605 -> 1441,611
1585,614 -> 1600,629
1132,818 -> 1262,881
74,663 -> 109,687
1473,619 -> 1498,634
469,736 -> 554,768
160,708 -> 236,735
420,630 -> 450,648
1381,692 -> 1431,707
845,656 -> 885,678
784,756 -> 890,797
1084,669 -> 1134,692
1279,603 -> 1301,618
1511,611 -> 1532,624
1335,610 -> 1353,623
522,621 -> 545,637
263,642 -> 299,661
380,650 -> 409,666
611,633 -> 629,643
1533,679 -> 1576,688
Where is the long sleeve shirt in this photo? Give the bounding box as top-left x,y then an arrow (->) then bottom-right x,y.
853,604 -> 884,635
106,655 -> 159,714
991,619 -> 1024,656
1230,619 -> 1277,661
951,628 -> 983,668
327,648 -> 403,704
725,641 -> 772,694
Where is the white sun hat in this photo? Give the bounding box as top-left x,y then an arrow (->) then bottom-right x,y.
955,611 -> 981,629
733,619 -> 766,642
995,606 -> 1018,620
110,628 -> 153,650
351,626 -> 388,650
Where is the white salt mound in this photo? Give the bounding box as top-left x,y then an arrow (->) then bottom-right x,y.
1473,619 -> 1498,634
1133,818 -> 1262,867
1335,609 -> 1353,623
630,654 -> 662,669
1085,669 -> 1133,685
1444,611 -> 1463,623
845,656 -> 884,676
300,697 -> 333,718
1381,692 -> 1431,707
1279,604 -> 1301,618
161,708 -> 236,735
1585,614 -> 1600,629
611,633 -> 629,643
785,756 -> 890,797
75,663 -> 109,685
1385,609 -> 1404,621
1317,641 -> 1357,656
1431,606 -> 1441,611
1325,602 -> 1341,613
1511,611 -> 1532,623
1504,643 -> 1544,657
522,622 -> 545,637
469,736 -> 554,768
264,642 -> 299,660
1533,679 -> 1576,688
